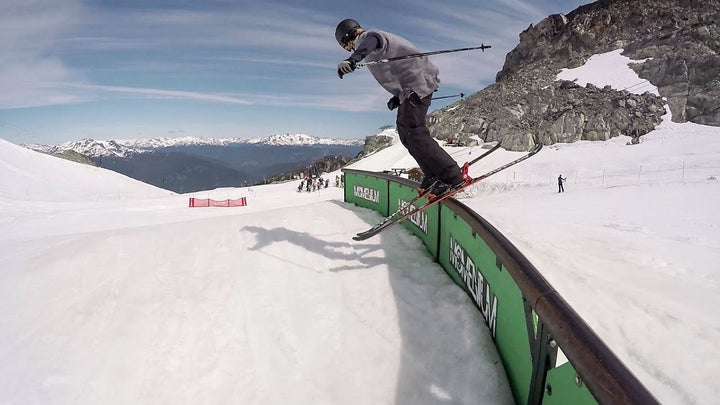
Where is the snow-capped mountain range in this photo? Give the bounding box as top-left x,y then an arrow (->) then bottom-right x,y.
26,133 -> 364,158
22,133 -> 367,193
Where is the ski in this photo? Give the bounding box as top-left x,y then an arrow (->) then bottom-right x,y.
465,139 -> 503,167
353,143 -> 542,241
355,142 -> 503,236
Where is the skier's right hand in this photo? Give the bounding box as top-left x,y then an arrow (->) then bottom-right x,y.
337,58 -> 356,79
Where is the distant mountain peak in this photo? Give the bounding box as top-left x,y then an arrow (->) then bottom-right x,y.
245,133 -> 362,146
26,133 -> 364,158
26,138 -> 140,158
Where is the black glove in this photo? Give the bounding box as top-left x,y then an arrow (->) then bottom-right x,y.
387,96 -> 400,111
337,58 -> 356,79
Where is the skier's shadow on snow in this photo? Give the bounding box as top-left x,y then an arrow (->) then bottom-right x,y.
245,216 -> 481,402
242,226 -> 384,271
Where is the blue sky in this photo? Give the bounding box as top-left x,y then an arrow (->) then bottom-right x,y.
0,0 -> 588,145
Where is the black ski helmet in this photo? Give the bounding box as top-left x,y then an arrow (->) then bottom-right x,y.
335,19 -> 361,47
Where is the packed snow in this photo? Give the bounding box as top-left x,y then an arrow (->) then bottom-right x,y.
557,48 -> 659,95
1,50 -> 719,404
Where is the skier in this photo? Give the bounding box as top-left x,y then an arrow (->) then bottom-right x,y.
335,19 -> 468,197
298,180 -> 304,192
558,174 -> 567,193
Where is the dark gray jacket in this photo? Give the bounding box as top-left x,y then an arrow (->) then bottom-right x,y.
353,30 -> 440,103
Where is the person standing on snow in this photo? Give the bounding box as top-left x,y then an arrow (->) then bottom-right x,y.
558,174 -> 567,193
335,19 -> 468,197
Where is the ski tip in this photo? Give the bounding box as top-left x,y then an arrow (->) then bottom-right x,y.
528,143 -> 543,154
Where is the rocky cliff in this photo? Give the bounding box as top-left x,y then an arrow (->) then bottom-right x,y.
429,0 -> 720,151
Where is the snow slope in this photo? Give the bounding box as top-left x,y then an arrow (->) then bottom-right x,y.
0,138 -> 512,404
1,50 -> 719,404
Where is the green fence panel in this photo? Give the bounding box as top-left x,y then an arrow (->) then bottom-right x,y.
389,182 -> 441,258
344,173 -> 389,216
437,206 -> 533,404
542,361 -> 597,405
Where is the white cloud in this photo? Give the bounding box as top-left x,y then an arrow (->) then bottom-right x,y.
0,0 -> 590,128
64,83 -> 253,105
0,1 -> 86,109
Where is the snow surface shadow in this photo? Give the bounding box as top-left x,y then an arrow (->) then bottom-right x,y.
241,225 -> 386,272
340,201 -> 512,404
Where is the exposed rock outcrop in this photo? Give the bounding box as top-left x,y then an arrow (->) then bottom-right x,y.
359,134 -> 394,157
429,0 -> 720,151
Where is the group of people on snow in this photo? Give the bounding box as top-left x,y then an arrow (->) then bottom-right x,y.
297,175 -> 343,192
298,177 -> 326,192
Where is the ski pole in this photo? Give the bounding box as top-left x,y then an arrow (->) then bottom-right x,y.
432,92 -> 465,101
357,44 -> 491,67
